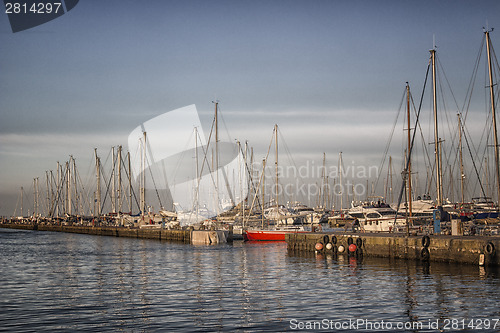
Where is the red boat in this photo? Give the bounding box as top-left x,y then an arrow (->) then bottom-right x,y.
243,228 -> 307,241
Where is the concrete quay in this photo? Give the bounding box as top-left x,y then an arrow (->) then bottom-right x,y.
286,232 -> 500,266
0,223 -> 191,243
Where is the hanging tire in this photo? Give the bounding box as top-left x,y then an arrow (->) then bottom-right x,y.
347,237 -> 353,245
422,235 -> 430,248
331,235 -> 337,244
323,235 -> 330,244
485,242 -> 495,256
356,237 -> 363,247
421,247 -> 430,261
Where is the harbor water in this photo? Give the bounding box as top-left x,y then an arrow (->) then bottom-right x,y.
1,229 -> 500,332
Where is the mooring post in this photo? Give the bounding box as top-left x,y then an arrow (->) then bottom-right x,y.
433,209 -> 441,234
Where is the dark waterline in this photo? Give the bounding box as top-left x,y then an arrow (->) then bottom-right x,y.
1,229 -> 499,332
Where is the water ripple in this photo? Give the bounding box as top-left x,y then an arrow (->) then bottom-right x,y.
1,229 -> 500,332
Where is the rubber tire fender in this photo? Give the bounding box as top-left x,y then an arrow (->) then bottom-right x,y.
323,235 -> 330,244
356,237 -> 363,247
421,247 -> 430,261
485,242 -> 495,256
422,235 -> 430,248
331,235 -> 337,244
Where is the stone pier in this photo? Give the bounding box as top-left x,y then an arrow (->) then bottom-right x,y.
286,232 -> 500,266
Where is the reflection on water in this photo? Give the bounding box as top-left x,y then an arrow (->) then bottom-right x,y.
1,229 -> 499,332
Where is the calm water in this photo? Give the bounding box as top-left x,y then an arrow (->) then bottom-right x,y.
1,229 -> 500,332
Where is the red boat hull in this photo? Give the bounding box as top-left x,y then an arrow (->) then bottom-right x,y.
243,229 -> 307,241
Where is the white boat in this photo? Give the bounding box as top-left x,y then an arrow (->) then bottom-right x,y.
263,205 -> 297,225
392,197 -> 435,217
349,200 -> 406,232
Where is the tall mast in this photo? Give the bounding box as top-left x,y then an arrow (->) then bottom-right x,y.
46,171 -> 50,217
72,157 -> 78,215
141,132 -> 147,219
261,158 -> 266,229
20,186 -> 23,217
237,140 -> 243,217
214,101 -> 220,216
339,152 -> 343,211
33,178 -> 38,217
117,145 -> 122,213
56,161 -> 60,217
94,149 -> 101,216
66,161 -> 71,215
406,83 -> 413,218
195,127 -> 199,219
389,156 -> 393,203
111,147 -> 116,213
431,48 -> 443,206
458,114 -> 465,204
327,175 -> 331,209
322,152 -> 326,208
250,146 -> 254,214
127,151 -> 132,214
274,124 -> 279,215
243,141 -> 248,221
49,170 -> 55,216
485,29 -> 500,206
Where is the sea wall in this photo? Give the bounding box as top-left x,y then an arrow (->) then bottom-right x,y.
0,223 -> 191,243
286,232 -> 500,266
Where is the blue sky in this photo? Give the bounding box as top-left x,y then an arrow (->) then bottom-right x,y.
1,1 -> 500,215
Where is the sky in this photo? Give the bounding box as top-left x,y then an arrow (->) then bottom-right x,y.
1,0 -> 500,216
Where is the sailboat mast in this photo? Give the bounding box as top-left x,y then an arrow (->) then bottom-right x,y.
237,140 -> 242,217
56,161 -> 60,217
195,127 -> 199,219
406,83 -> 413,218
243,141 -> 248,221
431,49 -> 443,206
127,151 -> 132,214
389,156 -> 393,203
322,152 -> 326,208
118,145 -> 122,213
20,186 -> 23,217
485,29 -> 500,206
94,149 -> 101,216
33,178 -> 38,217
66,161 -> 71,215
458,114 -> 465,204
339,152 -> 343,211
141,132 -> 147,219
46,171 -> 50,217
214,101 -> 220,217
262,158 -> 266,229
274,124 -> 279,214
111,147 -> 116,213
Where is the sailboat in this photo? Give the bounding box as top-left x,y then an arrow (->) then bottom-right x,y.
128,104 -> 246,227
455,29 -> 500,221
243,125 -> 308,241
